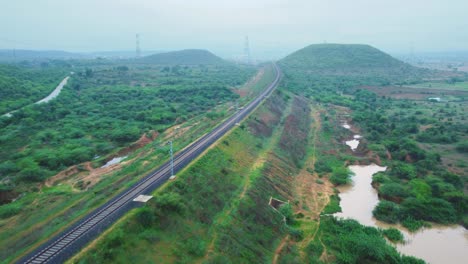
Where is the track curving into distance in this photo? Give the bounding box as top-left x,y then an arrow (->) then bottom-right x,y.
19,63 -> 281,264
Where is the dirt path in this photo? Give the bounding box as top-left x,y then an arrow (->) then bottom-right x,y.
3,76 -> 70,117
199,152 -> 271,263
272,235 -> 289,264
290,106 -> 334,261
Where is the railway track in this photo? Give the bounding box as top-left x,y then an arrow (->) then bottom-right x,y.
19,63 -> 281,264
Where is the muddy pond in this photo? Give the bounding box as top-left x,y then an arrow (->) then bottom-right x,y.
336,123 -> 468,264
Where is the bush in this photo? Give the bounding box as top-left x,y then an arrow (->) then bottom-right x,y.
154,192 -> 185,215
402,217 -> 426,232
322,195 -> 341,215
306,240 -> 324,259
373,200 -> 402,223
379,182 -> 408,199
279,203 -> 295,225
287,227 -> 304,241
456,141 -> 468,153
401,197 -> 457,223
0,203 -> 21,219
315,160 -> 332,173
382,228 -> 404,243
330,166 -> 352,185
136,207 -> 156,228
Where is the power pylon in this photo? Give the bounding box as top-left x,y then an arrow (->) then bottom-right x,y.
136,34 -> 141,57
244,36 -> 251,64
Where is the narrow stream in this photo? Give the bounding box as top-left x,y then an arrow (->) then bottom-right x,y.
337,123 -> 468,263
2,76 -> 70,117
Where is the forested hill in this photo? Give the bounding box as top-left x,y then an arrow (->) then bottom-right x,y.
280,44 -> 410,70
278,43 -> 432,87
139,49 -> 226,65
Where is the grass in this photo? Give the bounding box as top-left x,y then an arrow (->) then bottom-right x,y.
0,65 -> 267,263
73,91 -> 291,263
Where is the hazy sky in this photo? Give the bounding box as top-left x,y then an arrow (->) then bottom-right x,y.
1,0 -> 467,58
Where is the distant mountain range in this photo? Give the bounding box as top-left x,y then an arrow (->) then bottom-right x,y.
0,49 -> 165,62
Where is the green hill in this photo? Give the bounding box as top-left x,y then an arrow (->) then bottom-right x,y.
279,43 -> 431,87
281,44 -> 408,70
139,49 -> 225,65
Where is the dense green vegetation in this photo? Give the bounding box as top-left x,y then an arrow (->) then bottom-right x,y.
75,90 -> 291,263
0,56 -> 265,262
0,62 -> 253,186
138,49 -> 225,65
381,227 -> 404,243
320,217 -> 422,263
3,43 -> 466,263
279,44 -> 434,100
352,90 -> 467,226
278,43 -> 467,229
0,64 -> 67,113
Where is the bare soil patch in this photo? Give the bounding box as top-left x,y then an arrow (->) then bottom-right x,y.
360,86 -> 468,100
45,131 -> 159,189
232,69 -> 265,98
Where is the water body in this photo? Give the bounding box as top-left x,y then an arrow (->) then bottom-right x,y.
342,122 -> 351,130
101,156 -> 128,168
2,76 -> 69,117
345,135 -> 361,151
335,164 -> 468,264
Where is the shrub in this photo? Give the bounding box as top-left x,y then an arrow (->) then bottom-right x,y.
456,141 -> 468,153
322,195 -> 341,215
402,217 -> 426,232
379,182 -> 408,199
136,207 -> 156,228
373,200 -> 402,223
306,240 -> 324,259
330,166 -> 352,185
0,203 -> 21,219
382,228 -> 404,243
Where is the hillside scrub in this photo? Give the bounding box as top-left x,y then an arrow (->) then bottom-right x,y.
320,217 -> 423,263
0,63 -> 253,186
278,96 -> 311,167
0,64 -> 67,113
277,43 -> 466,261
0,62 -> 258,262
74,91 -> 293,263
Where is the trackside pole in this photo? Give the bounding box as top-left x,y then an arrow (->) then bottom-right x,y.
169,141 -> 175,180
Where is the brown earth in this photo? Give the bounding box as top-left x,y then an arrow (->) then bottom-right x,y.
232,68 -> 265,98
45,131 -> 159,189
360,85 -> 468,100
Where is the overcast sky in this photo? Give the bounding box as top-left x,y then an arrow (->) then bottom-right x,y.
1,0 -> 467,58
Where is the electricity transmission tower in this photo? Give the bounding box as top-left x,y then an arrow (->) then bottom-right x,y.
136,34 -> 141,57
244,36 -> 251,64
